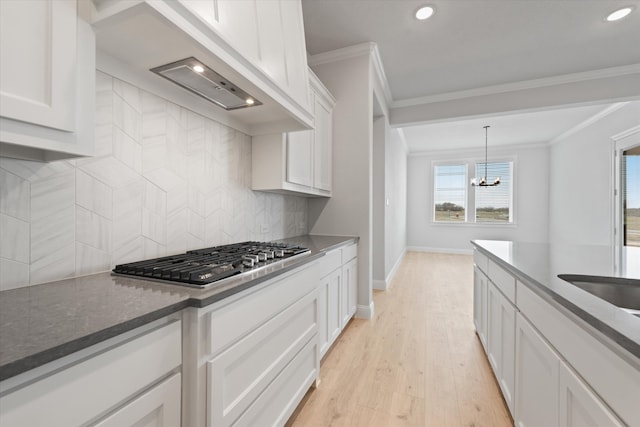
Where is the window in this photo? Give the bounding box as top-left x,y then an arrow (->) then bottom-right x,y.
475,161 -> 513,223
434,164 -> 466,222
622,147 -> 640,247
433,160 -> 514,224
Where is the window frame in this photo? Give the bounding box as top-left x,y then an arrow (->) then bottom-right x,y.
431,156 -> 517,226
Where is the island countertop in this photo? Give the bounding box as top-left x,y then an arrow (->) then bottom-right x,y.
0,235 -> 357,381
471,239 -> 640,362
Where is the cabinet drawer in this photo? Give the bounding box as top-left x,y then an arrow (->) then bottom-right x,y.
0,320 -> 181,427
207,290 -> 318,427
474,250 -> 489,274
342,243 -> 357,263
318,249 -> 341,278
487,260 -> 516,303
517,282 -> 640,427
206,264 -> 318,355
233,336 -> 318,427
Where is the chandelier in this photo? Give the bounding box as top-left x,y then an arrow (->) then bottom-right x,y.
471,125 -> 500,187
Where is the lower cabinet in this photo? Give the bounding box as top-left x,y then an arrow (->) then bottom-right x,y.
487,282 -> 516,416
317,243 -> 358,359
181,263 -> 320,427
0,318 -> 182,427
515,312 -> 560,427
93,373 -> 182,427
558,361 -> 625,427
473,265 -> 489,351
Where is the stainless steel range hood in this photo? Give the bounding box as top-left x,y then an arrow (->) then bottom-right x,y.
150,57 -> 261,111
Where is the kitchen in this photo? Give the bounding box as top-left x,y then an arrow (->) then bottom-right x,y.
1,0 -> 639,426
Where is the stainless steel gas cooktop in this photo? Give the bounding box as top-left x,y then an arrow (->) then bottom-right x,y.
112,241 -> 310,288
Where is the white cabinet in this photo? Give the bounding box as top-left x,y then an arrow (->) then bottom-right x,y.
341,251 -> 358,326
93,373 -> 182,427
0,0 -> 95,161
181,263 -> 320,427
515,312 -> 560,427
318,267 -> 342,356
91,0 -> 311,135
473,265 -> 488,351
317,243 -> 358,359
252,71 -> 335,197
178,0 -> 309,114
559,362 -> 625,427
0,318 -> 181,427
487,282 -> 516,416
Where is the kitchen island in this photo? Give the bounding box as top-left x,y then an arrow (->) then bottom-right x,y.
471,239 -> 639,427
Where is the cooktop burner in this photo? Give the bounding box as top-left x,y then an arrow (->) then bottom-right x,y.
112,241 -> 310,288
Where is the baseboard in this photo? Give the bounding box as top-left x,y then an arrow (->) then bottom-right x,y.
385,249 -> 406,286
355,301 -> 375,320
406,246 -> 473,255
373,279 -> 387,291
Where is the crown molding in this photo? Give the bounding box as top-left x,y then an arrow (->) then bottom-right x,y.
308,42 -> 376,66
611,124 -> 640,142
548,102 -> 629,145
369,44 -> 393,106
392,63 -> 640,108
408,141 -> 549,157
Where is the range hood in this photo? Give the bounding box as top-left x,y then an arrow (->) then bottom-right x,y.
90,0 -> 312,135
150,57 -> 261,111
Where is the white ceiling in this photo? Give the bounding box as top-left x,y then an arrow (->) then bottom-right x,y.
301,0 -> 640,151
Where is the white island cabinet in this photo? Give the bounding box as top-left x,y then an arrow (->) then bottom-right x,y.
252,70 -> 335,197
0,0 -> 95,161
473,248 -> 638,427
0,318 -> 181,427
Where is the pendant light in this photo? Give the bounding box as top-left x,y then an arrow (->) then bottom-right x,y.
471,125 -> 501,187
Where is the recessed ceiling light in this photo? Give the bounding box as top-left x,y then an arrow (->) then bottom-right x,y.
193,64 -> 205,73
415,5 -> 435,20
605,6 -> 634,22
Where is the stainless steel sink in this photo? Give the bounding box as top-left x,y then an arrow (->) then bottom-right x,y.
557,274 -> 640,316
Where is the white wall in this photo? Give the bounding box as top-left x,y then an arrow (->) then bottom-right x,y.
407,144 -> 549,253
372,117 -> 385,287
549,101 -> 640,245
307,54 -> 374,317
384,126 -> 407,283
0,72 -> 308,290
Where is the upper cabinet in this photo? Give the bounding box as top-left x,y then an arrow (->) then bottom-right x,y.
252,71 -> 335,197
90,0 -> 312,136
0,0 -> 95,161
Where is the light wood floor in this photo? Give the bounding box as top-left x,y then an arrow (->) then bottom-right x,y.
287,251 -> 513,427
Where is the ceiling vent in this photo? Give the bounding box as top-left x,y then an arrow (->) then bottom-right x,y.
150,57 -> 261,111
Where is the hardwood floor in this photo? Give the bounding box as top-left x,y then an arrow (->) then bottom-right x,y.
287,251 -> 513,427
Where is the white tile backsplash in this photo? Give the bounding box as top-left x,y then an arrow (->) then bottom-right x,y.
0,71 -> 308,289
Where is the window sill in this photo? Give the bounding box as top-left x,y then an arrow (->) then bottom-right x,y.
430,221 -> 518,228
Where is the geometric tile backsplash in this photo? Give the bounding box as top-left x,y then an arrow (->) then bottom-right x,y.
0,71 -> 308,290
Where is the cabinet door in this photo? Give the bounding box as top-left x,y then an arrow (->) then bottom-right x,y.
559,362 -> 625,427
93,373 -> 181,427
473,267 -> 488,351
325,269 -> 342,347
0,0 -> 76,131
342,257 -> 358,324
313,94 -> 332,191
487,282 -> 516,416
287,127 -> 314,187
515,313 -> 559,427
318,276 -> 330,357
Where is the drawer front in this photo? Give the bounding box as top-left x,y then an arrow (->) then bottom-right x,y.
488,260 -> 516,303
93,373 -> 181,427
474,250 -> 489,274
341,243 -> 357,264
233,336 -> 318,427
207,290 -> 318,427
207,264 -> 318,356
517,282 -> 640,427
319,248 -> 341,278
0,320 -> 181,427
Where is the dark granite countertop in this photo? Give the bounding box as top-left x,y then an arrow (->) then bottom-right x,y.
471,240 -> 640,362
0,235 -> 357,382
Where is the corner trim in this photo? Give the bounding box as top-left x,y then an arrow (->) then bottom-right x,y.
356,301 -> 375,320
